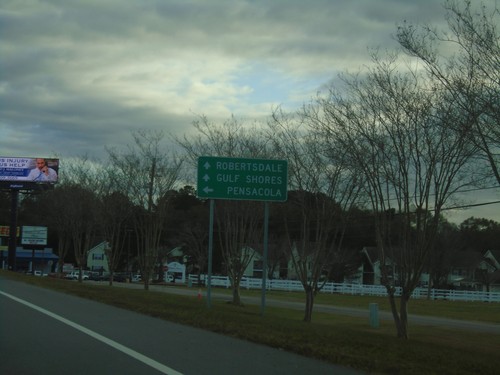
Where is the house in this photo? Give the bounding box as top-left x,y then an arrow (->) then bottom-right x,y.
484,250 -> 500,269
487,270 -> 500,292
360,247 -> 398,286
87,241 -> 110,274
243,243 -> 358,282
241,244 -> 311,280
166,246 -> 184,262
481,250 -> 500,292
242,248 -> 263,278
448,250 -> 497,290
280,242 -> 323,281
358,246 -> 500,291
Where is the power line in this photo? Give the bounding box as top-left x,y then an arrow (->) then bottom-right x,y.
442,200 -> 500,211
453,185 -> 500,194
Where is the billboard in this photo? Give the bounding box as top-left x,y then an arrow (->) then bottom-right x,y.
0,157 -> 59,184
21,226 -> 48,246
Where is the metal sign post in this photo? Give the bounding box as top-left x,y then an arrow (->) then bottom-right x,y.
261,202 -> 269,315
197,156 -> 288,312
207,199 -> 214,308
8,190 -> 19,270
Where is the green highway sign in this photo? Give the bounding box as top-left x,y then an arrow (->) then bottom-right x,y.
197,156 -> 288,202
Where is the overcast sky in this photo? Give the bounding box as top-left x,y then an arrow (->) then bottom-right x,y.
1,0 -> 498,223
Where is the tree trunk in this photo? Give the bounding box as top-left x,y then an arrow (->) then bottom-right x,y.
77,265 -> 83,283
231,282 -> 242,305
399,294 -> 410,339
143,270 -> 151,290
386,287 -> 408,339
108,269 -> 114,286
303,286 -> 314,322
426,278 -> 432,300
158,262 -> 165,283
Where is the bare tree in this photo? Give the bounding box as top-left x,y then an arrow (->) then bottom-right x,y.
311,54 -> 477,338
268,108 -> 362,322
107,130 -> 183,290
177,206 -> 209,286
97,190 -> 133,285
39,185 -> 74,276
60,156 -> 138,283
175,115 -> 272,166
426,219 -> 460,293
216,200 -> 263,305
68,185 -> 98,281
396,0 -> 500,186
58,156 -> 111,281
175,115 -> 274,304
264,232 -> 289,280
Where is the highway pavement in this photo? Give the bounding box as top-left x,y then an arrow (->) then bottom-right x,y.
0,276 -> 365,375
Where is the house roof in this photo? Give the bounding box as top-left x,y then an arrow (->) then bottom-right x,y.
0,250 -> 58,260
484,250 -> 500,268
361,247 -> 378,266
88,241 -> 109,253
486,249 -> 500,258
451,251 -> 484,269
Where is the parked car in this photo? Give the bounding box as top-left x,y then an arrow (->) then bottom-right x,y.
112,273 -> 128,282
65,270 -> 89,280
131,274 -> 142,282
89,272 -> 113,281
26,270 -> 45,276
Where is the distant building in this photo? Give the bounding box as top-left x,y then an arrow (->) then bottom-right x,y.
360,247 -> 398,286
358,246 -> 500,292
163,261 -> 186,283
87,241 -> 110,273
0,247 -> 58,274
449,250 -> 499,291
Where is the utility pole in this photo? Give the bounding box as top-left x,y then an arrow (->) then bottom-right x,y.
7,189 -> 19,271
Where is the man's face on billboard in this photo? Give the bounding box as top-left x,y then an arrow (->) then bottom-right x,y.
36,159 -> 46,169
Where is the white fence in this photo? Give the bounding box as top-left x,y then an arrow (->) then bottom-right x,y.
187,275 -> 500,303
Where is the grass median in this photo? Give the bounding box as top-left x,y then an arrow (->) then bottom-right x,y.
2,270 -> 500,375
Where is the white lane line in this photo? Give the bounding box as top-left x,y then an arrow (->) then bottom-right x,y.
0,291 -> 183,375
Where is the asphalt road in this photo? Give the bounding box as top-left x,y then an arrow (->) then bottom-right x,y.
0,277 -> 364,375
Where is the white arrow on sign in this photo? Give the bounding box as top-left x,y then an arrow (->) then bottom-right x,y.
203,174 -> 210,182
203,186 -> 214,194
204,162 -> 211,170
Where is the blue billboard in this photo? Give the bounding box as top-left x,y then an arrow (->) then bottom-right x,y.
0,157 -> 59,183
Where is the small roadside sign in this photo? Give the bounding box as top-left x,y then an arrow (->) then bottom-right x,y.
21,226 -> 48,246
197,156 -> 288,202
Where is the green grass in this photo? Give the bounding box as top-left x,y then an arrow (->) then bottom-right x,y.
217,287 -> 500,323
2,270 -> 500,375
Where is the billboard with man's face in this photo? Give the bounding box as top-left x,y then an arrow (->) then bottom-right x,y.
0,156 -> 59,184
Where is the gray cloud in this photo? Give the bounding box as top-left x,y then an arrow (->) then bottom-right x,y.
0,0 -> 495,161
1,0 -> 498,222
